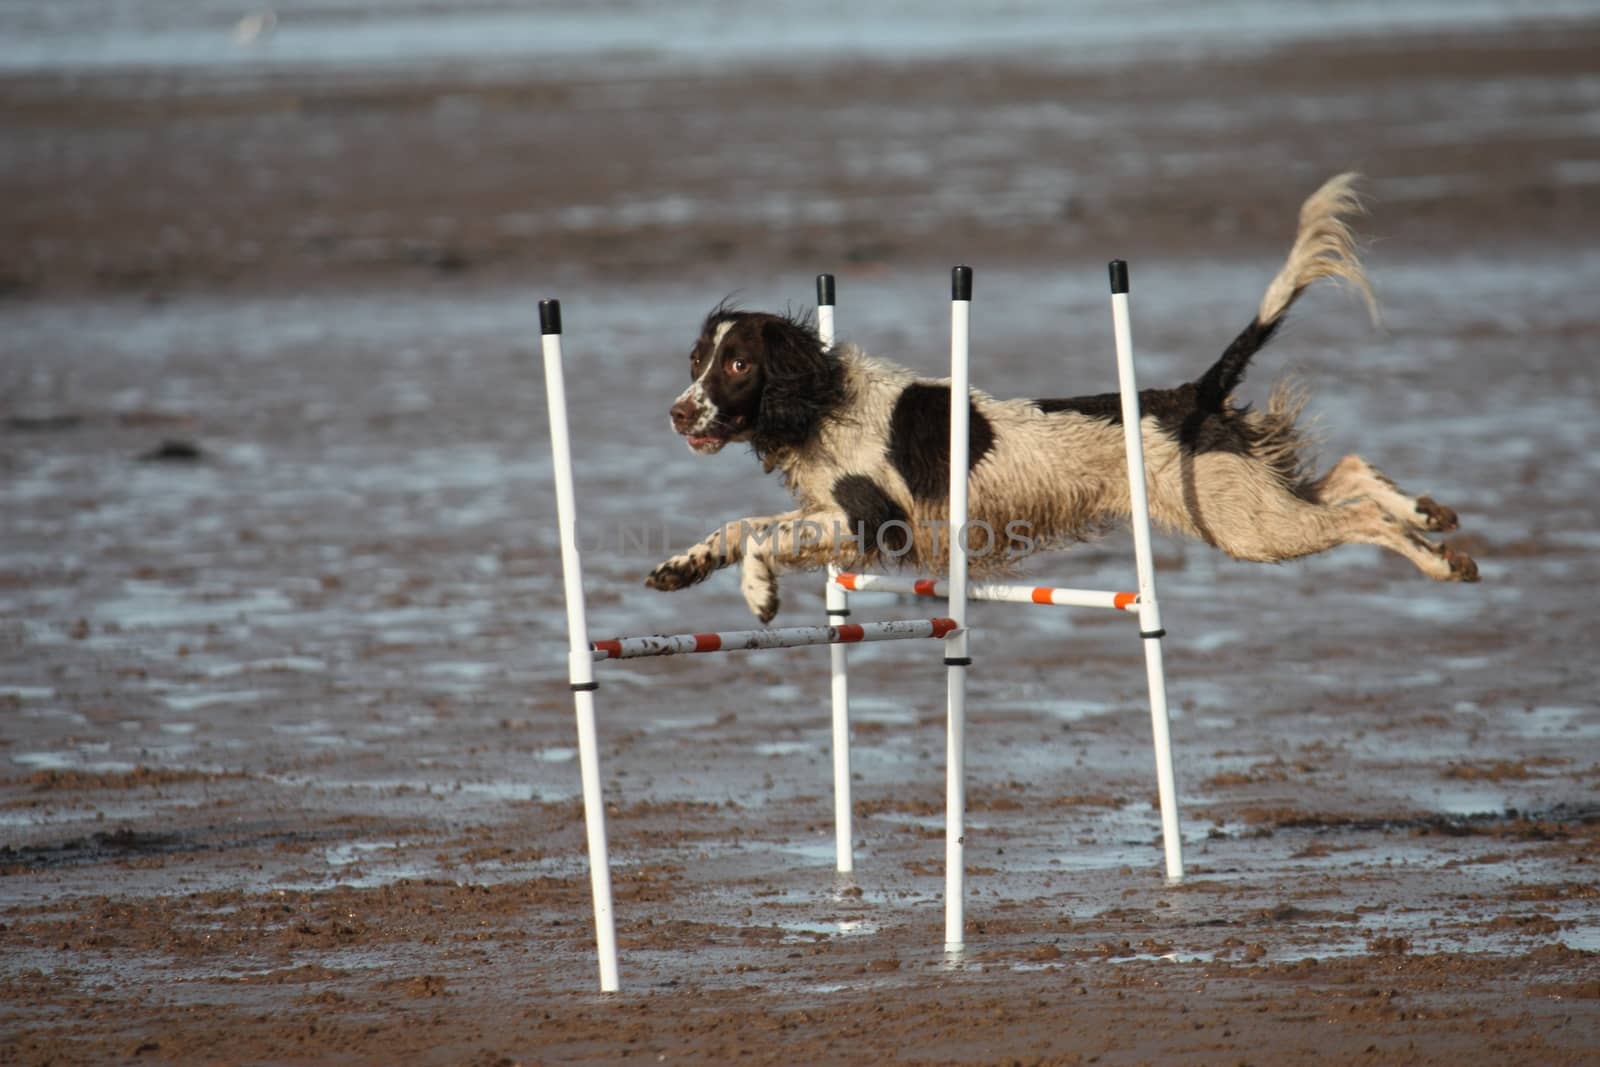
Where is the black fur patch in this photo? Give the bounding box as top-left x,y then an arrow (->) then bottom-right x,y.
746,315 -> 845,457
1035,312 -> 1286,462
886,384 -> 995,501
1036,386 -> 1197,428
1035,392 -> 1128,423
1195,316 -> 1281,410
832,474 -> 910,555
1036,385 -> 1257,457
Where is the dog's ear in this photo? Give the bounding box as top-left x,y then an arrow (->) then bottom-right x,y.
753,317 -> 842,455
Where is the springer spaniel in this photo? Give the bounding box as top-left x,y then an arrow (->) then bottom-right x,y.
646,174 -> 1478,623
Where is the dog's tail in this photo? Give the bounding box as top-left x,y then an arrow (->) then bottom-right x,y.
1193,172 -> 1377,412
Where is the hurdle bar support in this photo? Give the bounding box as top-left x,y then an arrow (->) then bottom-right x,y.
539,299 -> 620,992
817,274 -> 854,875
945,265 -> 973,953
1108,260 -> 1185,883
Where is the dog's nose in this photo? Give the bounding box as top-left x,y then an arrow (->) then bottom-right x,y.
670,397 -> 698,431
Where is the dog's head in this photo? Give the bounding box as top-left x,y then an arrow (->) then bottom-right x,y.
669,308 -> 843,457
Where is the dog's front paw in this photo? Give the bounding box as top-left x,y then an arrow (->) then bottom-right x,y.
646,550 -> 718,592
740,557 -> 781,624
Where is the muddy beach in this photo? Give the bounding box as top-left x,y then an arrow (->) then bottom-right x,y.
2,4 -> 1599,1063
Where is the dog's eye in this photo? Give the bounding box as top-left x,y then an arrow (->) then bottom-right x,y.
730,358 -> 749,374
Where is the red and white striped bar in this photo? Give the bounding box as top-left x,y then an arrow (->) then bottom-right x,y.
592,618 -> 958,661
833,572 -> 1140,612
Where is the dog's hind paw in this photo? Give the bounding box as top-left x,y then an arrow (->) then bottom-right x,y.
1414,495 -> 1459,533
645,550 -> 718,592
1444,546 -> 1480,583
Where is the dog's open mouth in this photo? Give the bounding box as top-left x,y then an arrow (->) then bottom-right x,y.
682,416 -> 747,454
685,433 -> 727,454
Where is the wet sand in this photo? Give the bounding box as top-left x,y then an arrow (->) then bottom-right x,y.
3,10 -> 1599,1065
6,17 -> 1600,294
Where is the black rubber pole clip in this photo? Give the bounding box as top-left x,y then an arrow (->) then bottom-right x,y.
952,265 -> 973,301
1108,260 -> 1129,295
816,273 -> 836,306
539,299 -> 563,335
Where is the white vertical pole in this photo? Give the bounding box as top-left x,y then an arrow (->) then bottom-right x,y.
944,266 -> 973,951
1106,262 -> 1185,883
817,273 -> 853,875
539,299 -> 622,991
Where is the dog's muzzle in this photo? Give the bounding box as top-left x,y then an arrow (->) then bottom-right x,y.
670,397 -> 700,433
669,395 -> 735,454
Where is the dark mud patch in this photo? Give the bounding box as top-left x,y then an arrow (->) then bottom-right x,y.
9,766 -> 244,792
2,824 -> 386,873
1218,803 -> 1600,838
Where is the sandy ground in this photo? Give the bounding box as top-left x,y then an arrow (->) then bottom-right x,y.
3,10 -> 1599,1065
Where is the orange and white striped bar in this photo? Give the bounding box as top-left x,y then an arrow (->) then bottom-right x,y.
832,572 -> 1139,612
592,618 -> 958,661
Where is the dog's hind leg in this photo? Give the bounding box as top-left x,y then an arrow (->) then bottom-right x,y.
1216,496 -> 1476,582
1323,499 -> 1478,581
1176,454 -> 1478,582
1306,454 -> 1459,533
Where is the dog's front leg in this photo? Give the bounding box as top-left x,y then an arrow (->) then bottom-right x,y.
738,509 -> 862,623
645,511 -> 799,594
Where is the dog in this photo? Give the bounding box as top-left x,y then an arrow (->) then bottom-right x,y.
646,173 -> 1479,623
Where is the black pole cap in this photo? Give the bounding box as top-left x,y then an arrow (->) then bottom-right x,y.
952,265 -> 973,302
816,273 -> 835,307
539,299 -> 562,335
1108,260 -> 1129,295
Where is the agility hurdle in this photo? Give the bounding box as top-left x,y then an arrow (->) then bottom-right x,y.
541,262 -> 1182,991
539,269 -> 978,992
816,264 -> 1185,887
